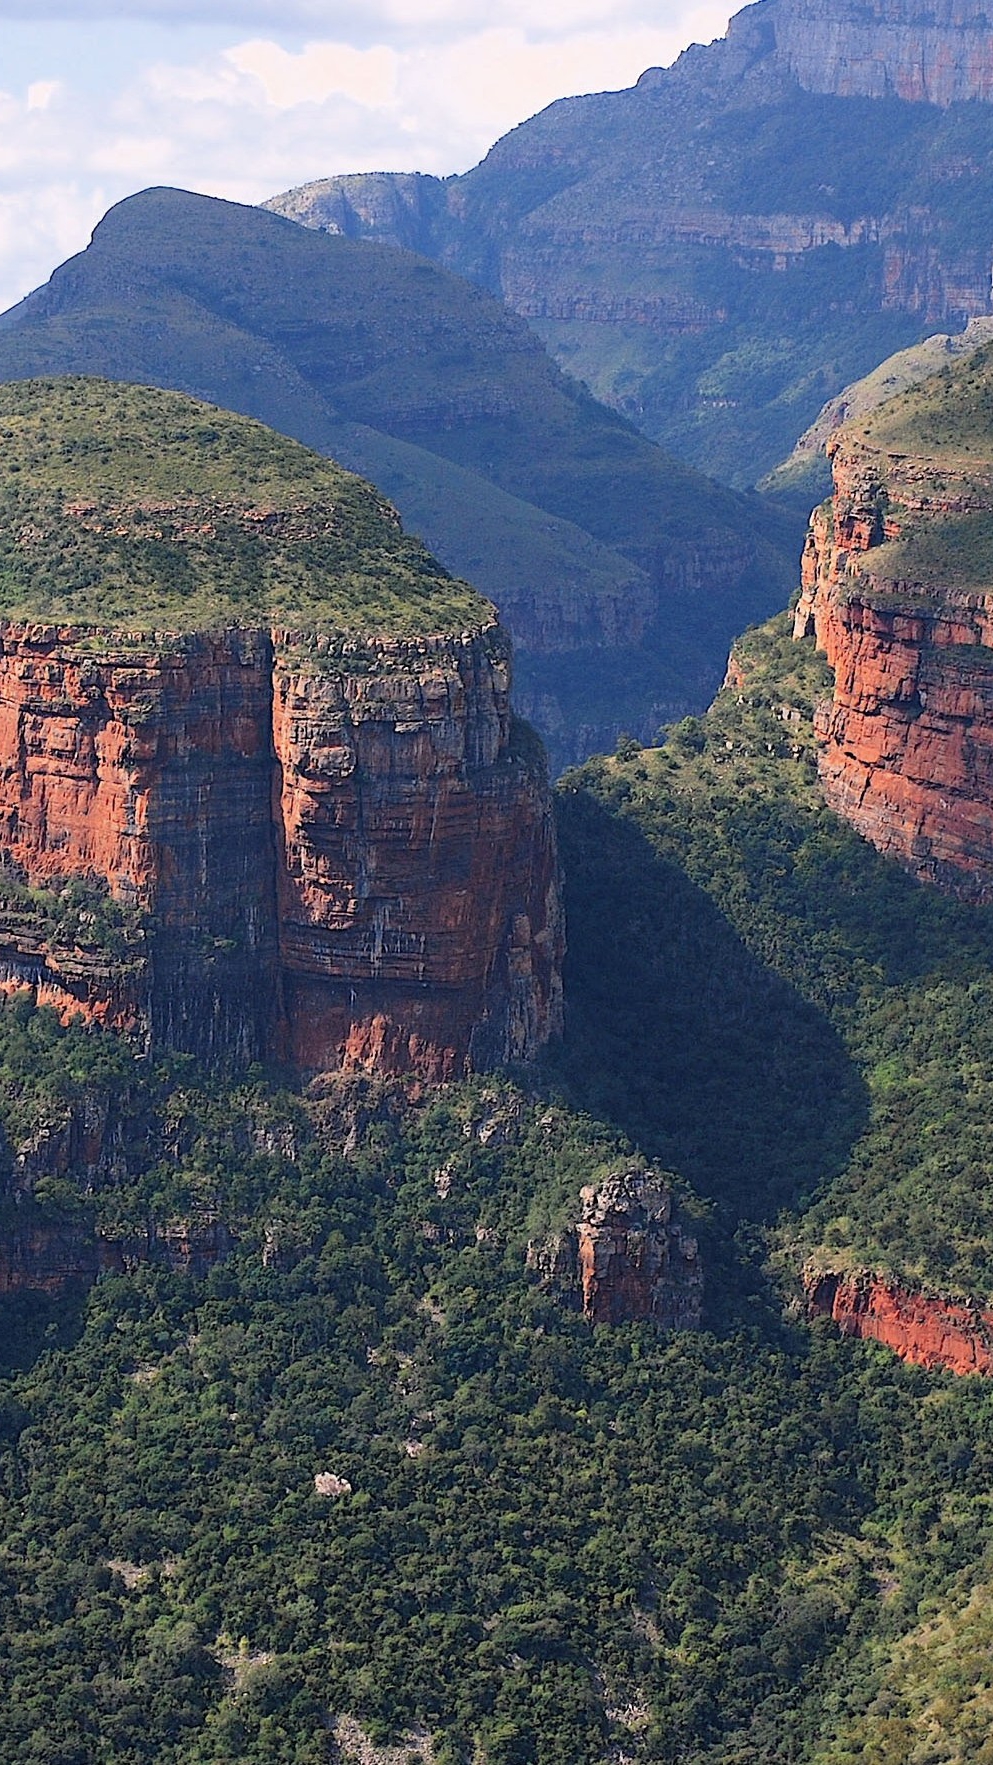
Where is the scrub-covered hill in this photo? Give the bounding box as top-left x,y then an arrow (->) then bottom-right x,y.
0,188 -> 797,768
270,0 -> 993,489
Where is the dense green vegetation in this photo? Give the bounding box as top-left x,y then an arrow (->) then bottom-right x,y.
2,999 -> 993,1765
5,608 -> 993,1761
560,613 -> 993,1296
0,379 -> 487,635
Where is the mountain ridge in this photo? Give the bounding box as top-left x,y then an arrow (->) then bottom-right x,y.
267,0 -> 993,486
0,186 -> 797,768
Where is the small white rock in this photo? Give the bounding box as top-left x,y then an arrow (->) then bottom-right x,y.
313,1471 -> 352,1498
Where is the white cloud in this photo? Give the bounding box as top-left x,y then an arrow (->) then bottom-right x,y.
225,39 -> 399,109
26,79 -> 62,109
0,0 -> 734,313
0,0 -> 731,48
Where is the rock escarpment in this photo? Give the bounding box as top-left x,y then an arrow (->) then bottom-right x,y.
794,341 -> 993,897
528,1167 -> 702,1328
806,1271 -> 993,1375
0,187 -> 799,770
0,379 -> 563,1076
765,0 -> 993,105
268,0 -> 993,486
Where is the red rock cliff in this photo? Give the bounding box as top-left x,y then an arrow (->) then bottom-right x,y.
0,618 -> 563,1076
528,1167 -> 702,1329
794,406 -> 993,898
806,1270 -> 993,1375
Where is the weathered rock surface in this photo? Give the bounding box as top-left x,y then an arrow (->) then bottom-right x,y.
0,379 -> 563,1077
767,0 -> 993,106
0,190 -> 799,770
0,621 -> 563,1076
807,1270 -> 993,1374
793,351 -> 993,899
528,1166 -> 702,1328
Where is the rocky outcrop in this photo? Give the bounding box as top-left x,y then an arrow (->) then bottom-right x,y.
793,385 -> 993,898
271,628 -> 563,1079
807,1270 -> 993,1374
0,620 -> 563,1077
528,1167 -> 702,1328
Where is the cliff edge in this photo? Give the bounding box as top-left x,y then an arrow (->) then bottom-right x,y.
794,340 -> 993,899
0,378 -> 563,1075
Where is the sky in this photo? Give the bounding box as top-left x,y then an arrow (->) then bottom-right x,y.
0,0 -> 733,316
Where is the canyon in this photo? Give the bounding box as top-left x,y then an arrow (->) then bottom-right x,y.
268,0 -> 993,486
0,379 -> 563,1080
0,187 -> 797,767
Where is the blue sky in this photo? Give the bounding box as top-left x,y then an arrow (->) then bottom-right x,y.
0,0 -> 732,313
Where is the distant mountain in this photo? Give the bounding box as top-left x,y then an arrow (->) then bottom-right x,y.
267,0 -> 993,489
0,187 -> 798,768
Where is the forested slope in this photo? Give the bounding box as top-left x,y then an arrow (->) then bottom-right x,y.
6,612 -> 993,1761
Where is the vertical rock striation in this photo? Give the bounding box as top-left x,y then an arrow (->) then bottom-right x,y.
0,620 -> 563,1076
528,1167 -> 702,1328
272,627 -> 563,1078
807,1270 -> 993,1375
0,379 -> 564,1078
794,347 -> 993,898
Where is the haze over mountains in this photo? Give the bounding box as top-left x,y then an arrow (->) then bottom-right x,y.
269,0 -> 993,489
0,187 -> 796,769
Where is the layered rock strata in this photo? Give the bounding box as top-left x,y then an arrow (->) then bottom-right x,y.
807,1270 -> 993,1375
0,621 -> 563,1077
794,368 -> 993,898
528,1167 -> 702,1328
268,0 -> 993,487
764,0 -> 993,106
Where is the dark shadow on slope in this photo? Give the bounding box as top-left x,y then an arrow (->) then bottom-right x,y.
0,1285 -> 88,1379
548,789 -> 869,1226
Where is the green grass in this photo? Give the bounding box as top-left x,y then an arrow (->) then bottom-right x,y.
0,378 -> 489,635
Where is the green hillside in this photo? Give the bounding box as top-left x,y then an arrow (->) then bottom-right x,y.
561,610 -> 993,1299
268,3 -> 993,489
0,378 -> 486,636
7,610 -> 993,1759
0,187 -> 799,765
762,317 -> 993,508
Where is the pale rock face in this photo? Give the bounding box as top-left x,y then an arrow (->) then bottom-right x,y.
760,0 -> 993,105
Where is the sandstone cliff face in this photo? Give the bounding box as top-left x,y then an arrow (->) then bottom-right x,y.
0,619 -> 563,1076
528,1167 -> 702,1328
794,412 -> 993,898
764,0 -> 993,105
807,1270 -> 993,1374
271,628 -> 563,1079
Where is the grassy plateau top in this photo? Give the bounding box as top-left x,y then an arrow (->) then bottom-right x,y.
0,377 -> 490,636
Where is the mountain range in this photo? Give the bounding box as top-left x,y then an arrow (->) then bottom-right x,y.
0,187 -> 797,769
268,0 -> 993,489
